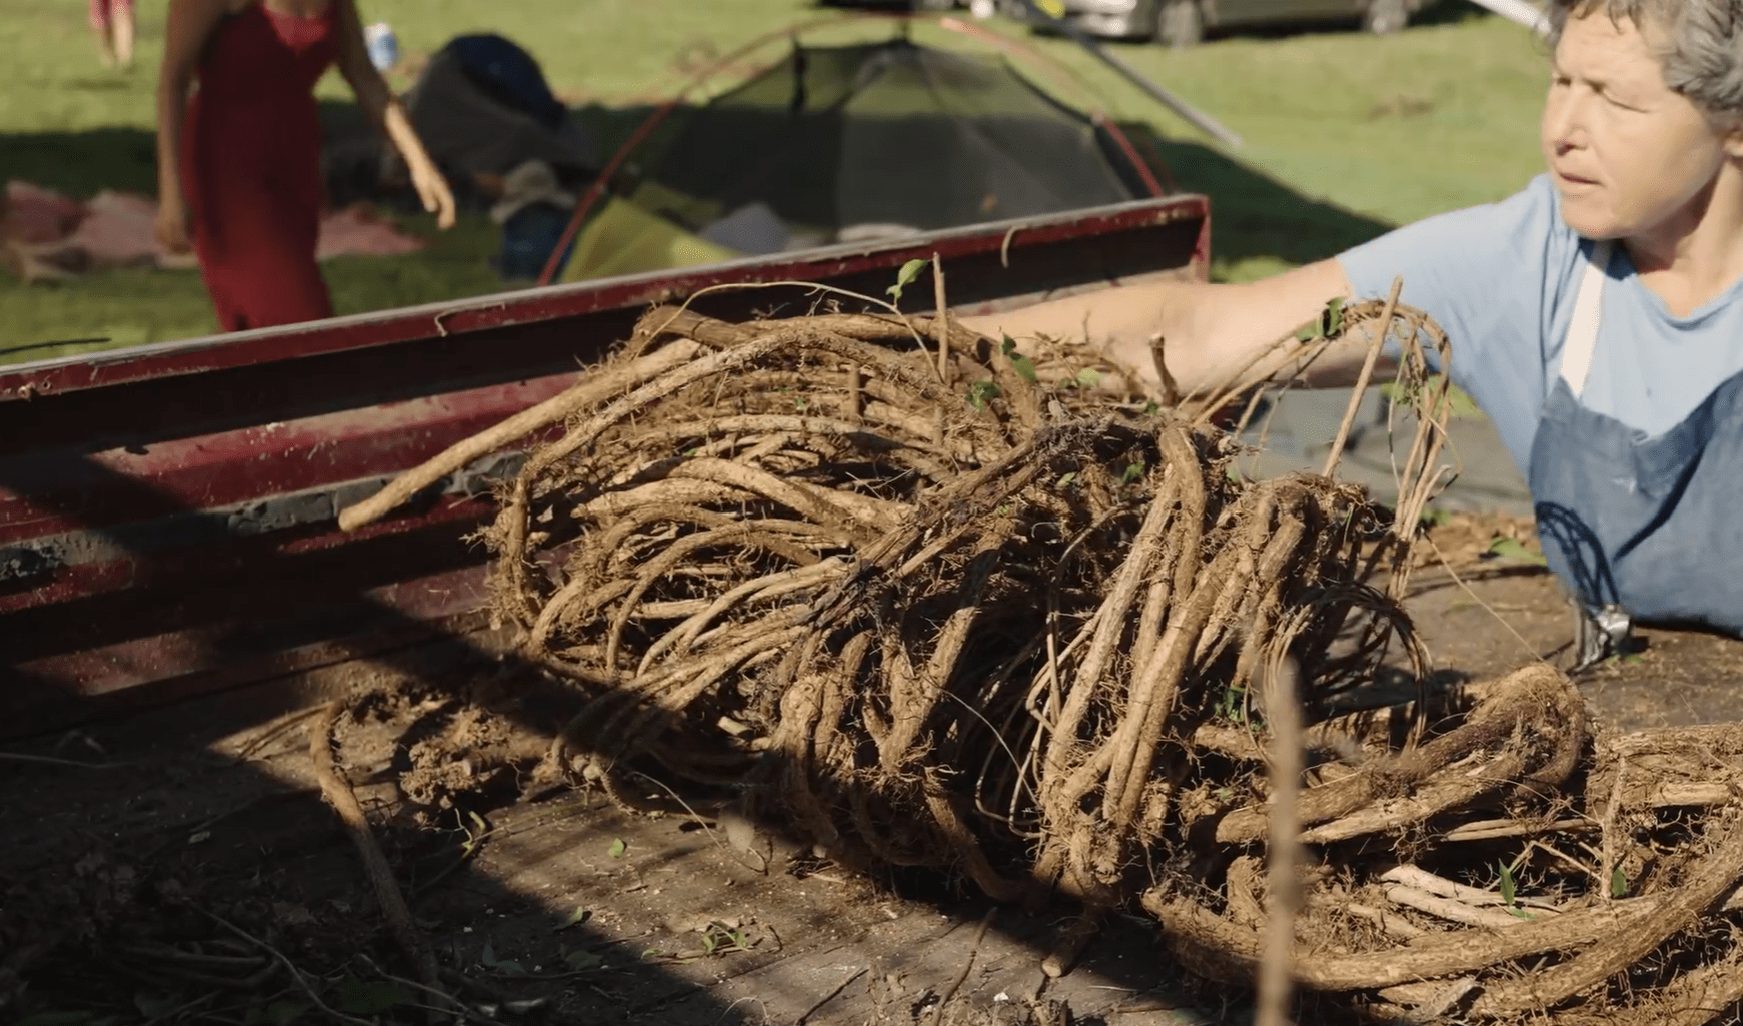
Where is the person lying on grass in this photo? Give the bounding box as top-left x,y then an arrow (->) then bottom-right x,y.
967,0 -> 1743,658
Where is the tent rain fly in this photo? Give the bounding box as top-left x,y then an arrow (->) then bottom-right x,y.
560,31 -> 1163,283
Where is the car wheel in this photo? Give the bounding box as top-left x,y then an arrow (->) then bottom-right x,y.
1154,0 -> 1204,48
1363,0 -> 1409,35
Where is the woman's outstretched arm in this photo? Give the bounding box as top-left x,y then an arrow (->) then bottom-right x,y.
959,258 -> 1384,395
154,0 -> 228,253
332,0 -> 456,228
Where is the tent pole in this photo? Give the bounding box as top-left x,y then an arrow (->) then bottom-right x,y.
1460,0 -> 1549,33
1006,0 -> 1242,148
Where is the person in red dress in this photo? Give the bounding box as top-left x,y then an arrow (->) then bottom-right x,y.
153,0 -> 455,332
89,0 -> 137,69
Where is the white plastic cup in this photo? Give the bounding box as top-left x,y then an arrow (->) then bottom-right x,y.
364,22 -> 399,73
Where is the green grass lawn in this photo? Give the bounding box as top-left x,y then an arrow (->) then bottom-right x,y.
0,0 -> 1551,357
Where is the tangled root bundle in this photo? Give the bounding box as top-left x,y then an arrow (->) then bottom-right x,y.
488,303 -> 1412,893
350,294 -> 1742,1024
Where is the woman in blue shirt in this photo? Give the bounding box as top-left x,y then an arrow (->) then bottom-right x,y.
976,0 -> 1743,654
970,0 -> 1743,652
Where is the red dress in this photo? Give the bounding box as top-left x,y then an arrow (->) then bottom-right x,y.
181,2 -> 338,331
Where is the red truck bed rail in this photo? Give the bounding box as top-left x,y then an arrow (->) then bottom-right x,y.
0,196 -> 1208,738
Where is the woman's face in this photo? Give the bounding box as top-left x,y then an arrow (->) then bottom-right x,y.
1541,12 -> 1743,241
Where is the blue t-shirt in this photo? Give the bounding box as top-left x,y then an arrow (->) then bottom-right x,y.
1336,174 -> 1743,478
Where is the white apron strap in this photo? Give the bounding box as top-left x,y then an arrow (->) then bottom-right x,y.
1559,240 -> 1614,398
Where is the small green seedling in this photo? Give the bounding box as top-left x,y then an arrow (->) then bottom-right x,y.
1486,536 -> 1548,567
1497,860 -> 1535,920
1216,683 -> 1248,725
886,258 -> 931,302
332,978 -> 417,1015
966,379 -> 1001,411
1000,336 -> 1039,383
607,837 -> 628,858
1294,297 -> 1346,342
480,938 -> 523,973
699,921 -> 753,957
1382,376 -> 1481,418
460,809 -> 489,857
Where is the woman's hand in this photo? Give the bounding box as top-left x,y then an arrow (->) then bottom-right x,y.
408,155 -> 456,230
157,1 -> 229,259
155,193 -> 193,254
332,2 -> 456,231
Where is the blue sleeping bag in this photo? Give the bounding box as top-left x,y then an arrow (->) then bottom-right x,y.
442,33 -> 567,131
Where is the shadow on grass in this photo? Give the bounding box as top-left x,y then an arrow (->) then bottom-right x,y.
0,86 -> 1392,359
0,124 -> 160,198
1115,121 -> 1394,269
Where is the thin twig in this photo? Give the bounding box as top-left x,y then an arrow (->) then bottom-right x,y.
935,908 -> 997,1015
798,965 -> 868,1025
626,768 -> 774,874
1041,911 -> 1102,979
235,706 -> 326,759
200,910 -> 376,1026
1255,657 -> 1304,1026
933,252 -> 951,387
1424,535 -> 1554,667
1439,817 -> 1593,842
1321,277 -> 1401,476
0,751 -> 123,769
1384,885 -> 1538,929
1599,757 -> 1626,905
139,991 -> 219,1026
1379,865 -> 1562,912
357,954 -> 505,1026
309,699 -> 451,1022
1344,902 -> 1426,940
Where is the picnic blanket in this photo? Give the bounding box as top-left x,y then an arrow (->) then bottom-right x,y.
3,179 -> 425,282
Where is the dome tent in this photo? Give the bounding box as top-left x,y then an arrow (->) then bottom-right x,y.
553,19 -> 1166,284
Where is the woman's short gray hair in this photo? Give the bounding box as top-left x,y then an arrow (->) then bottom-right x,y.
1546,1 -> 1743,121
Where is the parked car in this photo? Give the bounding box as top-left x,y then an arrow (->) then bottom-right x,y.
1021,0 -> 1431,46
817,0 -> 966,10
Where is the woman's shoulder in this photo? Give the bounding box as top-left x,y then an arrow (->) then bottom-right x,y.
1514,173 -> 1584,252
1338,174 -> 1583,306
1461,173 -> 1579,255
